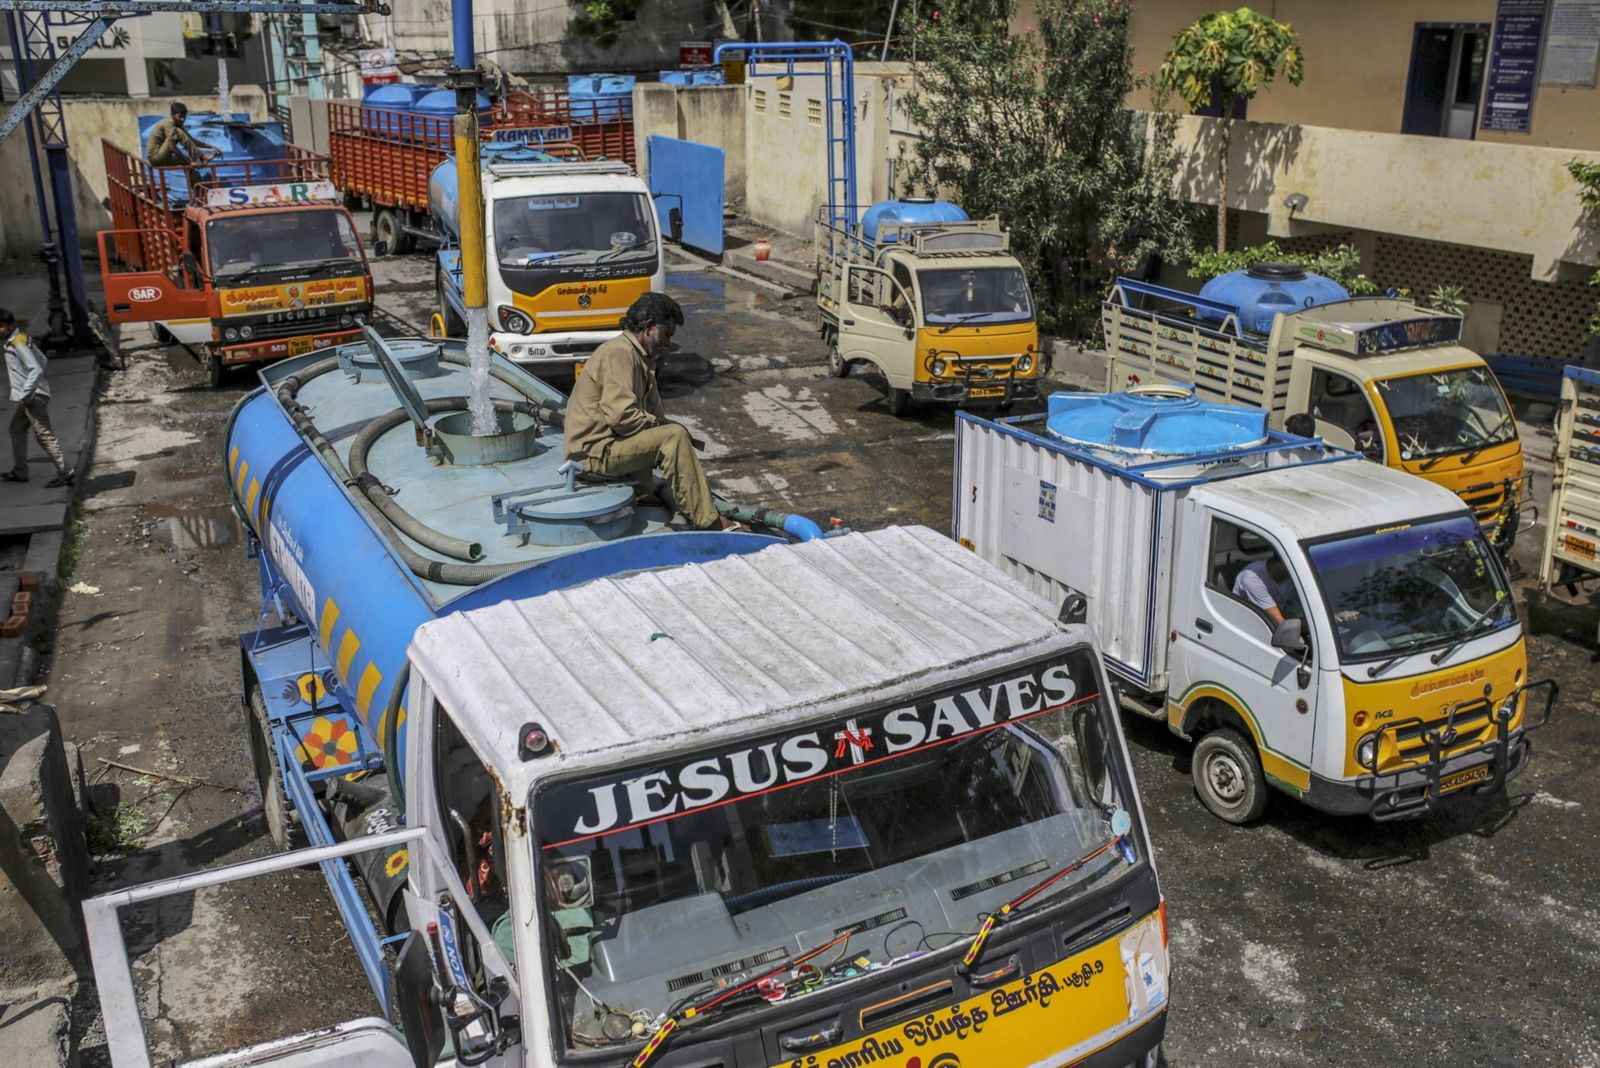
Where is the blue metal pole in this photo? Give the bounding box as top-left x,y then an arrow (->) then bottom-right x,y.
452,0 -> 472,69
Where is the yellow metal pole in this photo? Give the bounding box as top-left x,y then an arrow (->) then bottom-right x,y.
453,110 -> 486,309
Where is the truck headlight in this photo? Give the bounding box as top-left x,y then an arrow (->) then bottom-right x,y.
353,311 -> 367,326
238,325 -> 254,340
930,358 -> 947,377
339,312 -> 354,326
223,327 -> 239,342
498,306 -> 533,335
1018,353 -> 1034,373
1356,733 -> 1378,770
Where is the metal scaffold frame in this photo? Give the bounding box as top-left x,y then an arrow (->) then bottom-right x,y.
0,0 -> 387,342
715,40 -> 858,234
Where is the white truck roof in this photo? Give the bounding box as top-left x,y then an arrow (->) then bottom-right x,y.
408,526 -> 1079,796
1197,458 -> 1469,539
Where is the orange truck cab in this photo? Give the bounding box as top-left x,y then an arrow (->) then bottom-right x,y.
98,140 -> 374,385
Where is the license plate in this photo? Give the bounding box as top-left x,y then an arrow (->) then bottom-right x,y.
287,337 -> 314,357
969,385 -> 1006,398
1440,764 -> 1491,794
1562,534 -> 1596,560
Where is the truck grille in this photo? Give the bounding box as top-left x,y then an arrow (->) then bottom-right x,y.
1460,481 -> 1507,525
1392,700 -> 1494,762
233,309 -> 364,342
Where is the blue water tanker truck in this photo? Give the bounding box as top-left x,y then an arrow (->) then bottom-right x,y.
222,333 -> 829,944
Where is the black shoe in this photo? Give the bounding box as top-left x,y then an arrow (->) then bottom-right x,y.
45,470 -> 74,488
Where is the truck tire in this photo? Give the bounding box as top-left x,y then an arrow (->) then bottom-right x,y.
247,687 -> 305,851
827,341 -> 850,378
207,350 -> 227,389
1192,728 -> 1267,824
373,209 -> 415,256
886,386 -> 910,416
436,265 -> 465,337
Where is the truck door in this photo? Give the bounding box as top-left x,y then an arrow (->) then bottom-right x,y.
97,227 -> 210,327
1170,514 -> 1316,793
839,264 -> 917,388
1305,364 -> 1386,462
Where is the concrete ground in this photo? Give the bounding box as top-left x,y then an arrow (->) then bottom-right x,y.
36,248 -> 1600,1064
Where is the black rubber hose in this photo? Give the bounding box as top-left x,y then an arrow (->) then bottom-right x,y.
346,395 -> 545,562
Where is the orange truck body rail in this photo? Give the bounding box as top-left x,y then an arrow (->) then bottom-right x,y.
327,92 -> 635,217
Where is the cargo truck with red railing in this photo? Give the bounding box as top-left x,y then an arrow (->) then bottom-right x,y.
98,138 -> 375,385
328,88 -> 635,255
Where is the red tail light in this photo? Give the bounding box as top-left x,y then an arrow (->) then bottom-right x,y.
1159,898 -> 1169,947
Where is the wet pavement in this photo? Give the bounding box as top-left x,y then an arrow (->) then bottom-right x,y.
49,250 -> 1600,1065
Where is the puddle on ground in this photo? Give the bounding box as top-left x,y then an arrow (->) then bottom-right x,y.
144,503 -> 240,551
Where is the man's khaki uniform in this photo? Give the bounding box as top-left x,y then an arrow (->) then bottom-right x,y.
145,118 -> 208,167
563,332 -> 719,529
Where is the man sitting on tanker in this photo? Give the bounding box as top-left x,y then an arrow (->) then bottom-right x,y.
563,293 -> 744,532
145,102 -> 222,169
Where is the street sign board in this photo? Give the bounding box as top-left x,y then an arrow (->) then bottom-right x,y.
679,40 -> 713,68
361,47 -> 399,85
207,181 -> 340,208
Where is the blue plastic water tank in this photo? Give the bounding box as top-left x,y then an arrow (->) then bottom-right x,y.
657,70 -> 692,86
860,197 -> 968,242
568,73 -> 635,124
363,82 -> 430,109
411,89 -> 492,148
1045,387 -> 1269,457
138,113 -> 287,206
1197,263 -> 1349,336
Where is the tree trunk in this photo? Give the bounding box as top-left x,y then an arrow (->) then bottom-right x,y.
1216,115 -> 1230,252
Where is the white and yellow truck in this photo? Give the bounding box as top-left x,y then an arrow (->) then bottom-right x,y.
1539,365 -> 1600,642
955,387 -> 1556,823
1103,269 -> 1528,552
817,198 -> 1045,415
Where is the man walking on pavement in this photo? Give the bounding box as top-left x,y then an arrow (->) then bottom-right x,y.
2,308 -> 73,487
145,102 -> 221,168
564,292 -> 742,531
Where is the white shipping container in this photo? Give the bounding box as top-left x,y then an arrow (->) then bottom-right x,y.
953,411 -> 1358,695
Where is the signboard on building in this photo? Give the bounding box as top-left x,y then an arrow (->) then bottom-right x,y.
679,40 -> 714,68
361,47 -> 399,86
1481,0 -> 1548,133
1543,0 -> 1600,87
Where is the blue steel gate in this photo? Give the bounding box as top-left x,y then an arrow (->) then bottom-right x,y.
647,135 -> 724,257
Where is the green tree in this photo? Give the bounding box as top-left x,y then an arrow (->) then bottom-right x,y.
900,0 -> 1195,335
1186,240 -> 1376,294
1569,158 -> 1600,336
1159,7 -> 1303,251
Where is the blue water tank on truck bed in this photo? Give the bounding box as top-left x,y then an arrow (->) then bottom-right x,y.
860,196 -> 967,243
1195,262 -> 1349,336
137,112 -> 290,205
426,142 -> 562,243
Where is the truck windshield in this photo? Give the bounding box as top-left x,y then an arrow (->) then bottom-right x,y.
493,192 -> 655,267
1306,514 -> 1516,662
1374,365 -> 1517,460
917,266 -> 1032,325
532,649 -> 1137,1054
208,210 -> 363,280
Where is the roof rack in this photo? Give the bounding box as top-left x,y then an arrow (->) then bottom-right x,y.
486,160 -> 633,179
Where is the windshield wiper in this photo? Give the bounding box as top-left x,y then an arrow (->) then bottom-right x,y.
595,242 -> 654,265
634,928 -> 857,1066
1428,597 -> 1510,666
1364,645 -> 1420,679
961,831 -> 1129,973
937,311 -> 992,334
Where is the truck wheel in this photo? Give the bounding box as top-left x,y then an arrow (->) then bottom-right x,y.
827,342 -> 850,378
436,266 -> 464,337
886,387 -> 910,416
247,687 -> 305,852
1192,728 -> 1267,824
207,350 -> 226,388
373,209 -> 414,256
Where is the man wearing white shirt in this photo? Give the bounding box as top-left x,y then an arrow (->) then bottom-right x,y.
1232,556 -> 1296,626
2,308 -> 73,487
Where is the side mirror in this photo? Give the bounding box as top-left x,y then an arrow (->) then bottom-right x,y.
373,239 -> 391,258
392,932 -> 446,1068
1270,617 -> 1307,654
181,250 -> 200,280
668,207 -> 683,243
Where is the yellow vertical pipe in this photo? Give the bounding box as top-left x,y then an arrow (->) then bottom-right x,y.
453,111 -> 487,309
